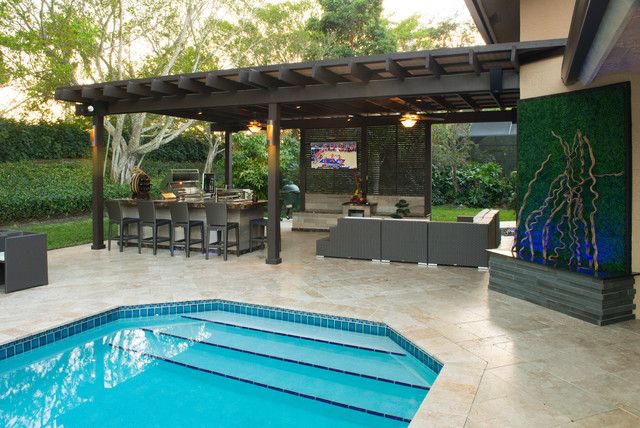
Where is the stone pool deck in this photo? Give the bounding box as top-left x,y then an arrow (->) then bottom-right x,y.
1,223 -> 639,427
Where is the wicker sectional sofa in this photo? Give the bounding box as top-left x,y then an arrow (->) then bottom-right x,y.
316,210 -> 500,267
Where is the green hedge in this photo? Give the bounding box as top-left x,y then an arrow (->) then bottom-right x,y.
0,118 -> 90,161
0,159 -> 130,223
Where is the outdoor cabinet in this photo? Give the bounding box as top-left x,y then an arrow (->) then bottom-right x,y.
0,231 -> 48,293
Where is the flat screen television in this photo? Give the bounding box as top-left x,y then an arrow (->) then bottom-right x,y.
310,141 -> 357,170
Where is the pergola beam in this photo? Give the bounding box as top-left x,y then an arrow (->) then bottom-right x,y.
103,85 -> 128,99
348,62 -> 375,82
311,65 -> 346,84
469,50 -> 482,75
426,54 -> 445,78
150,79 -> 183,95
240,70 -> 281,89
105,71 -> 519,115
126,82 -> 152,97
278,67 -> 312,87
205,74 -> 241,92
385,58 -> 411,80
178,76 -> 210,94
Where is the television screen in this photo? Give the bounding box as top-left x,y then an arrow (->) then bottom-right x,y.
310,141 -> 357,170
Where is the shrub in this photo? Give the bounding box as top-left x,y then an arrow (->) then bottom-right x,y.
0,159 -> 129,224
0,118 -> 90,161
432,162 -> 514,208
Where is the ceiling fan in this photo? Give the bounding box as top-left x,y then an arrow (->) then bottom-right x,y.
399,112 -> 445,128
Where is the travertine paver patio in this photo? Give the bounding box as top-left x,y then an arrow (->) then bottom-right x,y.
1,223 -> 639,427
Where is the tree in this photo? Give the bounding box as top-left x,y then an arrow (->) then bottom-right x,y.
390,16 -> 477,51
305,0 -> 396,59
432,123 -> 476,194
0,0 -> 241,182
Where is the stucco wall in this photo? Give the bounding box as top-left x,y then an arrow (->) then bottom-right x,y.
520,0 -> 575,41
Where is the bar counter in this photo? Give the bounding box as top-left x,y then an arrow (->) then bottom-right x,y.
117,198 -> 267,253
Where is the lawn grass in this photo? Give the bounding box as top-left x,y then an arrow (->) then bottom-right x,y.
11,205 -> 516,251
19,218 -> 108,250
430,205 -> 515,222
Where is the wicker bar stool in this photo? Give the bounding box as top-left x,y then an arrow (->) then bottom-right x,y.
106,200 -> 140,252
137,200 -> 172,255
204,202 -> 239,261
169,202 -> 205,257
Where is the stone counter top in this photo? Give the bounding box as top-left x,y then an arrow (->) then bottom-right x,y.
116,198 -> 267,210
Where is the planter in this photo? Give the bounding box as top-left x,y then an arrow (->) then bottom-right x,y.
488,250 -> 636,326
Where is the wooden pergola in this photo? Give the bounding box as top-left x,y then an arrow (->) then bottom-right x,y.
54,39 -> 565,264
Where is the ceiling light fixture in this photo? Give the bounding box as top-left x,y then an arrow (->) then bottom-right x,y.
247,120 -> 262,133
400,113 -> 419,128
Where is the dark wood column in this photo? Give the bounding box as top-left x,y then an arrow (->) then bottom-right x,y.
298,128 -> 306,211
91,114 -> 106,249
266,103 -> 282,264
360,124 -> 369,196
424,123 -> 432,218
224,130 -> 233,187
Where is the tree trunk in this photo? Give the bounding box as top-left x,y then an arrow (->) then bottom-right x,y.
452,166 -> 460,194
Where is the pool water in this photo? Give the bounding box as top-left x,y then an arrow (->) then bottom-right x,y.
0,309 -> 438,427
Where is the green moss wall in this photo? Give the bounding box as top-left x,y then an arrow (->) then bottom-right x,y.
516,83 -> 630,274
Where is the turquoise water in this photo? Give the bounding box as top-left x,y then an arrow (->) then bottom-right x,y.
0,312 -> 437,427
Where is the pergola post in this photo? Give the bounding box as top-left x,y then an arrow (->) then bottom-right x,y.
224,130 -> 233,187
266,103 -> 282,265
91,114 -> 106,250
424,123 -> 432,218
298,128 -> 306,211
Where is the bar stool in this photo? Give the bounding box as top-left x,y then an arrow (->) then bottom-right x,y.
249,217 -> 268,252
137,200 -> 172,255
205,202 -> 239,261
169,202 -> 205,257
106,200 -> 140,252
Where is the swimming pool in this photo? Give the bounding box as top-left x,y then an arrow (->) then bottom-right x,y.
0,300 -> 441,427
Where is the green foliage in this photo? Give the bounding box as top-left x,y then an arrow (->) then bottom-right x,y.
227,131 -> 299,199
0,118 -> 90,161
145,133 -> 209,162
306,0 -> 395,59
0,159 -> 129,224
432,162 -> 514,208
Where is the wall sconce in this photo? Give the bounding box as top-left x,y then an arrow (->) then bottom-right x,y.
89,128 -> 96,147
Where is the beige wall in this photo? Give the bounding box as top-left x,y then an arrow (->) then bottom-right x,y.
520,0 -> 575,41
519,1 -> 640,310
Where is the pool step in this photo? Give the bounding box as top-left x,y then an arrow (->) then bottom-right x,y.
109,330 -> 427,421
109,343 -> 411,423
182,312 -> 404,355
149,319 -> 434,387
142,328 -> 430,390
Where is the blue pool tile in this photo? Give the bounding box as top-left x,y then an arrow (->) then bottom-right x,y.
0,348 -> 6,360
6,346 -> 15,357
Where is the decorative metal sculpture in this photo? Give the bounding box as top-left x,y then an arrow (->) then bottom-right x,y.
130,166 -> 152,199
513,130 -> 623,272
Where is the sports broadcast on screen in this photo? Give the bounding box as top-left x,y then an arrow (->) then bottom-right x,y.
310,142 -> 357,170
